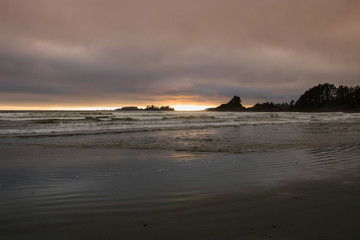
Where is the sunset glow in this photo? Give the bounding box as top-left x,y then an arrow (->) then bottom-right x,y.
0,105 -> 215,111
172,105 -> 214,111
0,106 -> 118,111
1,1 -> 360,109
2,1 -> 360,239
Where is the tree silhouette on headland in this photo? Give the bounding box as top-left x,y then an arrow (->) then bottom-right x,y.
295,83 -> 360,111
209,83 -> 360,112
116,83 -> 360,112
145,105 -> 174,111
115,105 -> 174,111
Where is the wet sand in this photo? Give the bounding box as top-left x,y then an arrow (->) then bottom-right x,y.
1,178 -> 360,239
1,145 -> 360,239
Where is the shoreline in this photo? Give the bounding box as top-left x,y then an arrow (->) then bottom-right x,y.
1,172 -> 359,239
1,114 -> 360,239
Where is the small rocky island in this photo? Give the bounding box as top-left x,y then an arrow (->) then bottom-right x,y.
118,107 -> 140,111
115,105 -> 174,111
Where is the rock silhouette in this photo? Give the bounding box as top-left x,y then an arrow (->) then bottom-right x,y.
209,96 -> 245,111
210,83 -> 360,112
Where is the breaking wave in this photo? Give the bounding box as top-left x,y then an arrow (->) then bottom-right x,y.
0,111 -> 359,137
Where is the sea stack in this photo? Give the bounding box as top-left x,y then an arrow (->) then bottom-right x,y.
211,96 -> 245,111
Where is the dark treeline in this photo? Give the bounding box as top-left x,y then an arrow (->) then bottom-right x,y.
116,105 -> 175,111
250,101 -> 295,112
294,83 -> 360,111
209,83 -> 360,112
145,105 -> 175,111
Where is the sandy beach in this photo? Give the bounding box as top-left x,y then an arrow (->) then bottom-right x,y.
1,144 -> 360,240
2,0 -> 360,238
1,112 -> 360,239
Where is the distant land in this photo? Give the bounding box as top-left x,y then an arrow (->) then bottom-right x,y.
116,83 -> 360,112
116,105 -> 174,111
208,83 -> 360,112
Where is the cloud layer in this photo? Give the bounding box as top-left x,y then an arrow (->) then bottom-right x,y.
1,0 -> 360,107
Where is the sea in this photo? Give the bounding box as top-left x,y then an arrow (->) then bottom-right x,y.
1,111 -> 360,239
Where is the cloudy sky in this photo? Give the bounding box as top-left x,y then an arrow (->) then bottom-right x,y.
1,0 -> 360,109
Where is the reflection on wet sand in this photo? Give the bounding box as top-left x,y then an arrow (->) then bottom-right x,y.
1,112 -> 360,239
1,143 -> 360,239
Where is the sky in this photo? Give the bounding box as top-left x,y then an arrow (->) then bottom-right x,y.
1,0 -> 360,110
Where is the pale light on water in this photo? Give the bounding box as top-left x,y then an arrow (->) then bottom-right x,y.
1,111 -> 360,239
172,105 -> 213,111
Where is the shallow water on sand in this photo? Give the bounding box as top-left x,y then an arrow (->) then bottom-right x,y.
1,111 -> 360,239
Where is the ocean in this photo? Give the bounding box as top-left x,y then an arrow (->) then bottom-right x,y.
1,111 -> 360,239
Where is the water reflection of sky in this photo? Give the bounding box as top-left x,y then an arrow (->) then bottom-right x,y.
2,137 -> 360,235
2,144 -> 358,201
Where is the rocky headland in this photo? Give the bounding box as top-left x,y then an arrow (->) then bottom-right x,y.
209,83 -> 360,112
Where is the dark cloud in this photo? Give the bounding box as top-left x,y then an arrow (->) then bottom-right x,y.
1,0 -> 360,108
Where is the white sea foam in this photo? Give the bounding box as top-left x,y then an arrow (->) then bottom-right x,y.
0,111 -> 359,136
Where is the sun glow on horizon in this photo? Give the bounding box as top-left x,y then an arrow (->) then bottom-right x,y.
0,106 -> 118,111
0,105 -> 215,111
172,105 -> 214,111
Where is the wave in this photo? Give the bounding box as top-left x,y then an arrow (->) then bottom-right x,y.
1,111 -> 360,137
162,115 -> 215,120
